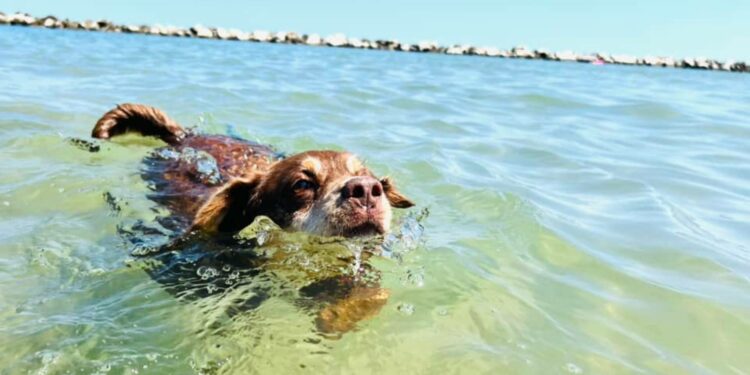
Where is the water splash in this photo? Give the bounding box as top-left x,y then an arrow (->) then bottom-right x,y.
380,207 -> 429,262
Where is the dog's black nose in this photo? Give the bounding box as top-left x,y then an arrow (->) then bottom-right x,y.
342,176 -> 383,209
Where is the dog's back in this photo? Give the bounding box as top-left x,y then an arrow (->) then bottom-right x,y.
93,103 -> 278,223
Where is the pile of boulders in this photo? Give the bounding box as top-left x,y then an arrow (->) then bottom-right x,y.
1,11 -> 747,73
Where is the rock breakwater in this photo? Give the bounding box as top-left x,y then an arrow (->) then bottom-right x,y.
1,11 -> 747,73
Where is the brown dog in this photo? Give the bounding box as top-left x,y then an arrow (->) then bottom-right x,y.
93,103 -> 413,236
92,103 -> 414,333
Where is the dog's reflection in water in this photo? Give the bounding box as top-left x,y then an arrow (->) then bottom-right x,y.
128,216 -> 390,336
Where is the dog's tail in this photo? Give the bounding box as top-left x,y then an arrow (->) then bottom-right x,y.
92,103 -> 186,146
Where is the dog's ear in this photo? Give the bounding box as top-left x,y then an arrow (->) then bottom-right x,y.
380,177 -> 415,209
192,177 -> 261,233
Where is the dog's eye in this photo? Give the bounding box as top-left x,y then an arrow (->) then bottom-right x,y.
292,179 -> 315,191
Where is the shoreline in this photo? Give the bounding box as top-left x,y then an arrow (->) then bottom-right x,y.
2,11 -> 747,74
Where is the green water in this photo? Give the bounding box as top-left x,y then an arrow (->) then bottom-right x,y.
1,26 -> 749,374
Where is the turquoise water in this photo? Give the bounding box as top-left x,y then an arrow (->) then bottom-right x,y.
1,25 -> 749,374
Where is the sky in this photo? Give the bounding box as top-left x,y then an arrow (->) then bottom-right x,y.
4,0 -> 749,61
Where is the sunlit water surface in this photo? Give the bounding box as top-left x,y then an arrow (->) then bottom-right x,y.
1,26 -> 749,374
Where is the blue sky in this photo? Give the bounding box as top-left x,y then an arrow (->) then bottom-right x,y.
4,0 -> 749,60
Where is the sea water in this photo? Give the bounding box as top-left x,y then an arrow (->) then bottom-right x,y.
1,25 -> 749,374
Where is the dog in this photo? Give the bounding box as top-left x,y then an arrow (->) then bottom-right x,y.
92,103 -> 415,333
93,103 -> 413,237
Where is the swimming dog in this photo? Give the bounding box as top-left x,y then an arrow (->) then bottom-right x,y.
92,103 -> 414,333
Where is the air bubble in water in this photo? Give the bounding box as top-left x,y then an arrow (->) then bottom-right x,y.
397,302 -> 415,315
403,268 -> 425,287
196,266 -> 218,280
565,363 -> 583,374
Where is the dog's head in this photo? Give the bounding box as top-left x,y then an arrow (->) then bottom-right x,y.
193,151 -> 414,237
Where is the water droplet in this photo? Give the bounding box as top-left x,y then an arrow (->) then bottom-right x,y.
179,147 -> 223,185
256,230 -> 269,246
155,148 -> 180,160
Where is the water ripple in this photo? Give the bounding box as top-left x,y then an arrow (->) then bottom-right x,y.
0,25 -> 749,373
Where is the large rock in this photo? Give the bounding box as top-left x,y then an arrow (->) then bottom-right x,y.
641,56 -> 674,67
0,13 -> 7,24
147,25 -> 163,35
81,20 -> 99,30
123,25 -> 141,33
34,15 -> 52,26
445,45 -> 468,55
251,30 -> 272,42
97,20 -> 113,30
693,57 -> 710,69
417,41 -> 438,52
731,61 -> 747,72
160,26 -> 179,36
374,39 -> 400,50
229,29 -> 251,41
271,31 -> 288,43
535,49 -> 553,60
640,56 -> 655,66
596,53 -> 614,64
190,25 -> 214,38
9,13 -> 35,26
663,57 -> 677,67
484,47 -> 502,57
576,54 -> 597,63
215,27 -> 232,40
63,20 -> 82,29
360,39 -> 376,49
324,33 -> 348,47
555,50 -> 577,61
348,37 -> 366,48
473,47 -> 502,57
305,33 -> 322,45
40,16 -> 59,28
397,43 -> 416,52
611,54 -> 638,65
286,32 -> 303,44
511,46 -> 534,58
719,60 -> 735,71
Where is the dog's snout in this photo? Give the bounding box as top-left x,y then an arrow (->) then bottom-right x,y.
342,176 -> 383,208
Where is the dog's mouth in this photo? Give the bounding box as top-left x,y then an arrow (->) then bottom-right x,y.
341,221 -> 384,237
